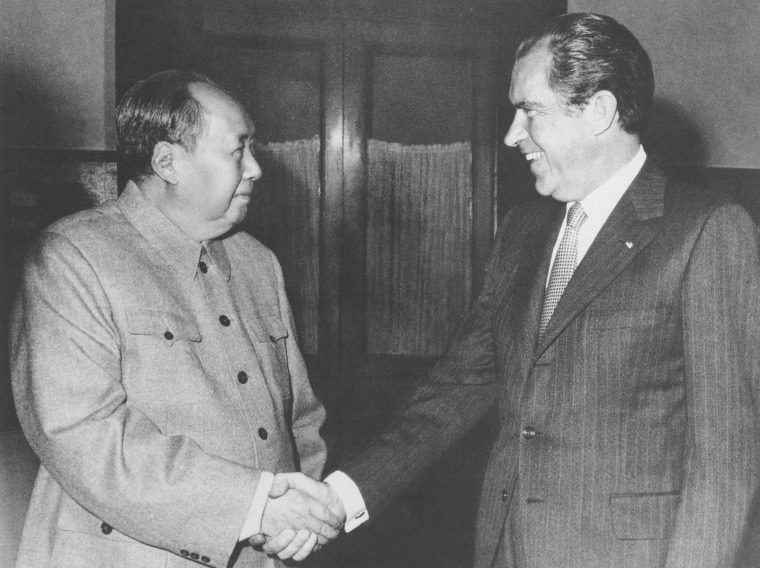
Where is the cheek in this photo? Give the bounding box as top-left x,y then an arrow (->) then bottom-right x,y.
541,133 -> 577,165
226,165 -> 245,192
527,121 -> 553,150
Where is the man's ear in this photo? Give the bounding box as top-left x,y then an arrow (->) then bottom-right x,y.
587,90 -> 619,135
151,141 -> 181,184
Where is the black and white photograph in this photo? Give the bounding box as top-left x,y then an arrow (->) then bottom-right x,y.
2,1 -> 760,567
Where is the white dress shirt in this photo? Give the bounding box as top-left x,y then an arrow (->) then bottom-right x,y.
546,145 -> 647,283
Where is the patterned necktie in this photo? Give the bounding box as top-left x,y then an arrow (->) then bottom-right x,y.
539,202 -> 587,338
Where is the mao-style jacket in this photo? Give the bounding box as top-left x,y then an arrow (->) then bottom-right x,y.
11,182 -> 326,568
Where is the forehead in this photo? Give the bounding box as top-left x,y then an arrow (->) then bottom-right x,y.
191,83 -> 254,142
509,45 -> 555,105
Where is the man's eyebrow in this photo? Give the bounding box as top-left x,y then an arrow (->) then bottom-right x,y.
513,99 -> 548,111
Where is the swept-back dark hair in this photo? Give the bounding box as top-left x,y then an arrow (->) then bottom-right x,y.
116,69 -> 225,182
517,13 -> 654,134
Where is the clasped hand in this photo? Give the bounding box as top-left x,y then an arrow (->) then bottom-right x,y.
249,473 -> 346,561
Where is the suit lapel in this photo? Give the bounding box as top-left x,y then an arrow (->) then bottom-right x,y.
502,200 -> 564,370
516,202 -> 565,364
535,161 -> 668,356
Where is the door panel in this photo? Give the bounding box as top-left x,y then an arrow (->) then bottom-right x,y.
367,52 -> 474,356
343,22 -> 497,375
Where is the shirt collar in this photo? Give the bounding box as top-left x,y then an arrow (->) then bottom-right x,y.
117,181 -> 231,281
576,145 -> 647,222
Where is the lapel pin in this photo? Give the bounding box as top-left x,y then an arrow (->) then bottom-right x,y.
625,241 -> 633,249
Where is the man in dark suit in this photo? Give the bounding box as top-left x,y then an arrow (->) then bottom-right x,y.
260,12 -> 760,567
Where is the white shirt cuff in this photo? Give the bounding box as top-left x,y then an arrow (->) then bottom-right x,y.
324,470 -> 369,532
239,471 -> 274,540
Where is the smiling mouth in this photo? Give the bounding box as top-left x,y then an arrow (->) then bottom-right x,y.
525,151 -> 545,162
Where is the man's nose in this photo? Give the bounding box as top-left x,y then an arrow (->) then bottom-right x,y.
504,112 -> 527,147
244,148 -> 262,180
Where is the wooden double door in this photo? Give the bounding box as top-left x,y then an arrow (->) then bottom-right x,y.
118,2 -> 503,565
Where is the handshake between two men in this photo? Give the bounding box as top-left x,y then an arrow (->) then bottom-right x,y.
250,473 -> 347,561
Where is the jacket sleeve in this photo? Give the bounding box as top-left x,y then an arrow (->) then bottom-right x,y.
269,249 -> 327,481
10,231 -> 262,566
665,202 -> 760,568
337,222 -> 510,516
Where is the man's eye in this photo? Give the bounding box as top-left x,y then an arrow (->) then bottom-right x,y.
526,109 -> 538,119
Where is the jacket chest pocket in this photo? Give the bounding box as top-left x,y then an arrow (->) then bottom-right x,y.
125,309 -> 215,405
246,316 -> 292,399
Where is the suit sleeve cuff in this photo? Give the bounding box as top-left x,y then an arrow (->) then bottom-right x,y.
238,471 -> 274,541
324,470 -> 369,532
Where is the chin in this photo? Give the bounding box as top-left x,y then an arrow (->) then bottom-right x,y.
534,179 -> 556,198
232,205 -> 249,222
535,180 -> 572,202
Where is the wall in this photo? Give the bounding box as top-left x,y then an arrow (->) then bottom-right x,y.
0,0 -> 116,150
568,0 -> 760,169
0,0 -> 117,433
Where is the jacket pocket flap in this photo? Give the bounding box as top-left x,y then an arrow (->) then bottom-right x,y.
609,491 -> 680,540
126,309 -> 201,345
248,316 -> 288,343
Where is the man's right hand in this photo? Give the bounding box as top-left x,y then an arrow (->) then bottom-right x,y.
269,473 -> 347,522
251,473 -> 347,559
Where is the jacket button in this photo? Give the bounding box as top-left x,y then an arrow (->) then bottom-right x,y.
258,427 -> 268,440
164,331 -> 174,341
101,522 -> 112,534
201,556 -> 211,563
238,371 -> 248,384
198,261 -> 208,273
180,549 -> 189,557
219,315 -> 230,326
190,552 -> 200,560
521,426 -> 536,439
501,489 -> 509,502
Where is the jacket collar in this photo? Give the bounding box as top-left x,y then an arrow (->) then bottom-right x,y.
117,181 -> 231,281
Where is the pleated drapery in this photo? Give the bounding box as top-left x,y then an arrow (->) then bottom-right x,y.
367,140 -> 472,356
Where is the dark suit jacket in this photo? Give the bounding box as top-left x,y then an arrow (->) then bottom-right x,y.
341,161 -> 760,568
